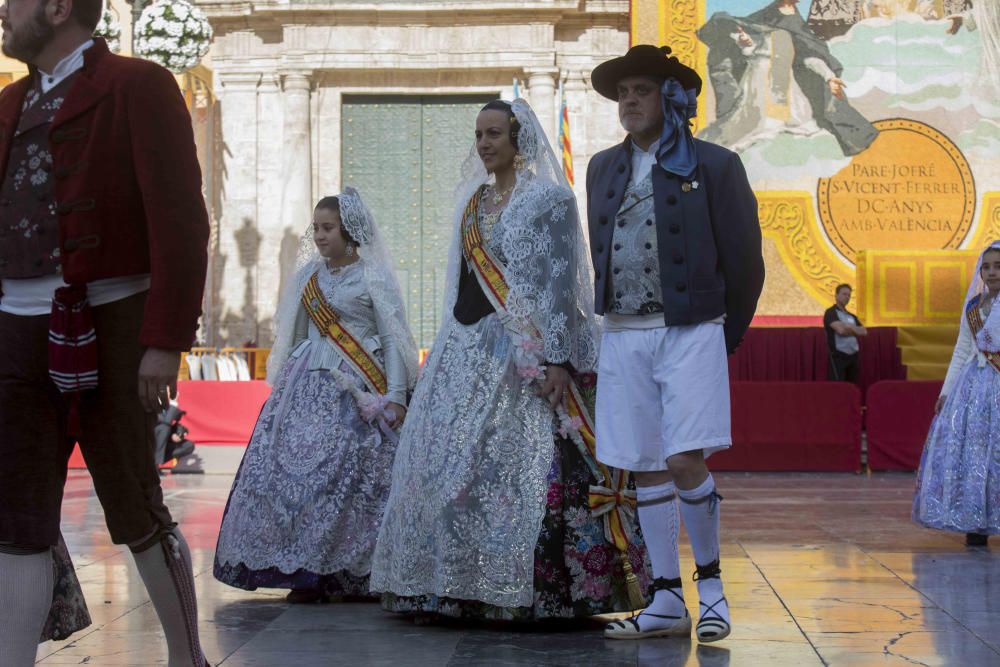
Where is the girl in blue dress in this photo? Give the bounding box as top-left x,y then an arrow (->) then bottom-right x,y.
913,241 -> 1000,547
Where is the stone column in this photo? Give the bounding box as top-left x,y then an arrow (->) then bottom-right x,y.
526,68 -> 559,147
255,74 -> 284,343
260,69 -> 313,344
216,71 -> 261,345
279,70 -> 313,230
315,85 -> 342,197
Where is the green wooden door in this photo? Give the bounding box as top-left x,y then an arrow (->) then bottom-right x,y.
342,95 -> 493,349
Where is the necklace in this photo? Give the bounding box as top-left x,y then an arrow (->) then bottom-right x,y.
488,183 -> 513,205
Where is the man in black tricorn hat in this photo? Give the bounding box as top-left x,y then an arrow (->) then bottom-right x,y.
588,45 -> 764,642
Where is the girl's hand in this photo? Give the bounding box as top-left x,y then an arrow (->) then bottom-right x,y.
386,402 -> 407,429
934,395 -> 946,415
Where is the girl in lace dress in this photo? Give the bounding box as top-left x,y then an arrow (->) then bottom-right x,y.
913,242 -> 1000,547
214,189 -> 418,602
370,99 -> 650,621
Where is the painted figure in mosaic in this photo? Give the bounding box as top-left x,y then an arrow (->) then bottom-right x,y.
946,2 -> 1000,93
913,241 -> 1000,548
214,189 -> 417,603
587,45 -> 765,642
370,98 -> 651,622
698,0 -> 879,155
0,1 -> 210,664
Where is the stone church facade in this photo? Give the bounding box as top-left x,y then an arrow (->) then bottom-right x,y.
197,0 -> 630,348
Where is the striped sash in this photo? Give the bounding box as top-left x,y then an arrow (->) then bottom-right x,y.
48,284 -> 98,393
968,304 -> 1000,374
300,271 -> 388,396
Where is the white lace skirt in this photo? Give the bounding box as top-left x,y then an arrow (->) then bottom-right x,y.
370,314 -> 556,608
214,344 -> 397,580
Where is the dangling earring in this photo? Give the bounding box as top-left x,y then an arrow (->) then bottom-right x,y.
345,244 -> 355,257
513,153 -> 527,171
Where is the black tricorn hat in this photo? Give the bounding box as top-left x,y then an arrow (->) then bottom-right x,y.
591,45 -> 703,101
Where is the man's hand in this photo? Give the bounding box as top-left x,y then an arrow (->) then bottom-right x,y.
537,365 -> 572,409
138,348 -> 180,413
946,15 -> 963,35
828,77 -> 847,100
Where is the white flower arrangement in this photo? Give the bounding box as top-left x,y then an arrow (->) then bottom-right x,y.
93,8 -> 122,53
134,0 -> 213,73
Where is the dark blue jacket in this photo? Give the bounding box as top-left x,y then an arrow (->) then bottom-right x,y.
586,137 -> 765,353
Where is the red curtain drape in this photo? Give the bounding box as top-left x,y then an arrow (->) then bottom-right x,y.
866,380 -> 942,471
711,382 -> 864,472
728,327 -> 905,398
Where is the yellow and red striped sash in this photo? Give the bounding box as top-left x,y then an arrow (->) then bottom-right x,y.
967,303 -> 1000,375
461,188 -> 509,305
301,271 -> 388,396
460,190 -> 639,600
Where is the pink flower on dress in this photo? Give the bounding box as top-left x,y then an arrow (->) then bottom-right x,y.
356,392 -> 387,422
517,363 -> 544,381
516,336 -> 543,354
577,574 -> 612,601
547,483 -> 564,509
582,545 -> 612,576
557,415 -> 584,438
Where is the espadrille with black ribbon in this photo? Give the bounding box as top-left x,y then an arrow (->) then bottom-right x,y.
693,559 -> 730,642
604,577 -> 691,639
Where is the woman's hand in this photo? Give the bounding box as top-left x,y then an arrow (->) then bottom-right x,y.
386,402 -> 407,429
537,365 -> 571,409
934,395 -> 946,415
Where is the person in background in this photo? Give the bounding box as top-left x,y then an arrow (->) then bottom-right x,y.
824,283 -> 867,382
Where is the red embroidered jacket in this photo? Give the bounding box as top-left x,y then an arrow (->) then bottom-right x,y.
0,38 -> 209,351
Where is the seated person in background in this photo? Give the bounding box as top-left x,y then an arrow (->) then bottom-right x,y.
824,283 -> 867,382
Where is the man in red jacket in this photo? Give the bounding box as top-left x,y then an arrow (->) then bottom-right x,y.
0,0 -> 209,663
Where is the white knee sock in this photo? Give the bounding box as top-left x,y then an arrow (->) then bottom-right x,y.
678,473 -> 730,636
0,549 -> 53,667
677,474 -> 720,567
131,529 -> 206,667
635,481 -> 686,626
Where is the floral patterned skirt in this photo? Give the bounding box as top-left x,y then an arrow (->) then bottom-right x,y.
41,535 -> 91,642
381,437 -> 651,621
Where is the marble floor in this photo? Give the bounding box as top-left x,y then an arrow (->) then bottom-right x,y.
36,468 -> 1000,666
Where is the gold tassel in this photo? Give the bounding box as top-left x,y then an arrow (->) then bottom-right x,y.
620,554 -> 646,611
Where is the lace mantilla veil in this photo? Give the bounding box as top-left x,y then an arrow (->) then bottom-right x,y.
442,98 -> 599,371
267,187 -> 419,388
966,240 -> 1000,354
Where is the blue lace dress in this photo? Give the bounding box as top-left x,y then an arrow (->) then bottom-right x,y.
913,295 -> 1000,535
214,262 -> 407,595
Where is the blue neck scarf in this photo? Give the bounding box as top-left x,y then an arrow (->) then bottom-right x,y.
655,78 -> 699,178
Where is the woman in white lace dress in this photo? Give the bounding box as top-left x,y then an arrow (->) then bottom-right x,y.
214,189 -> 418,603
370,100 -> 650,621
